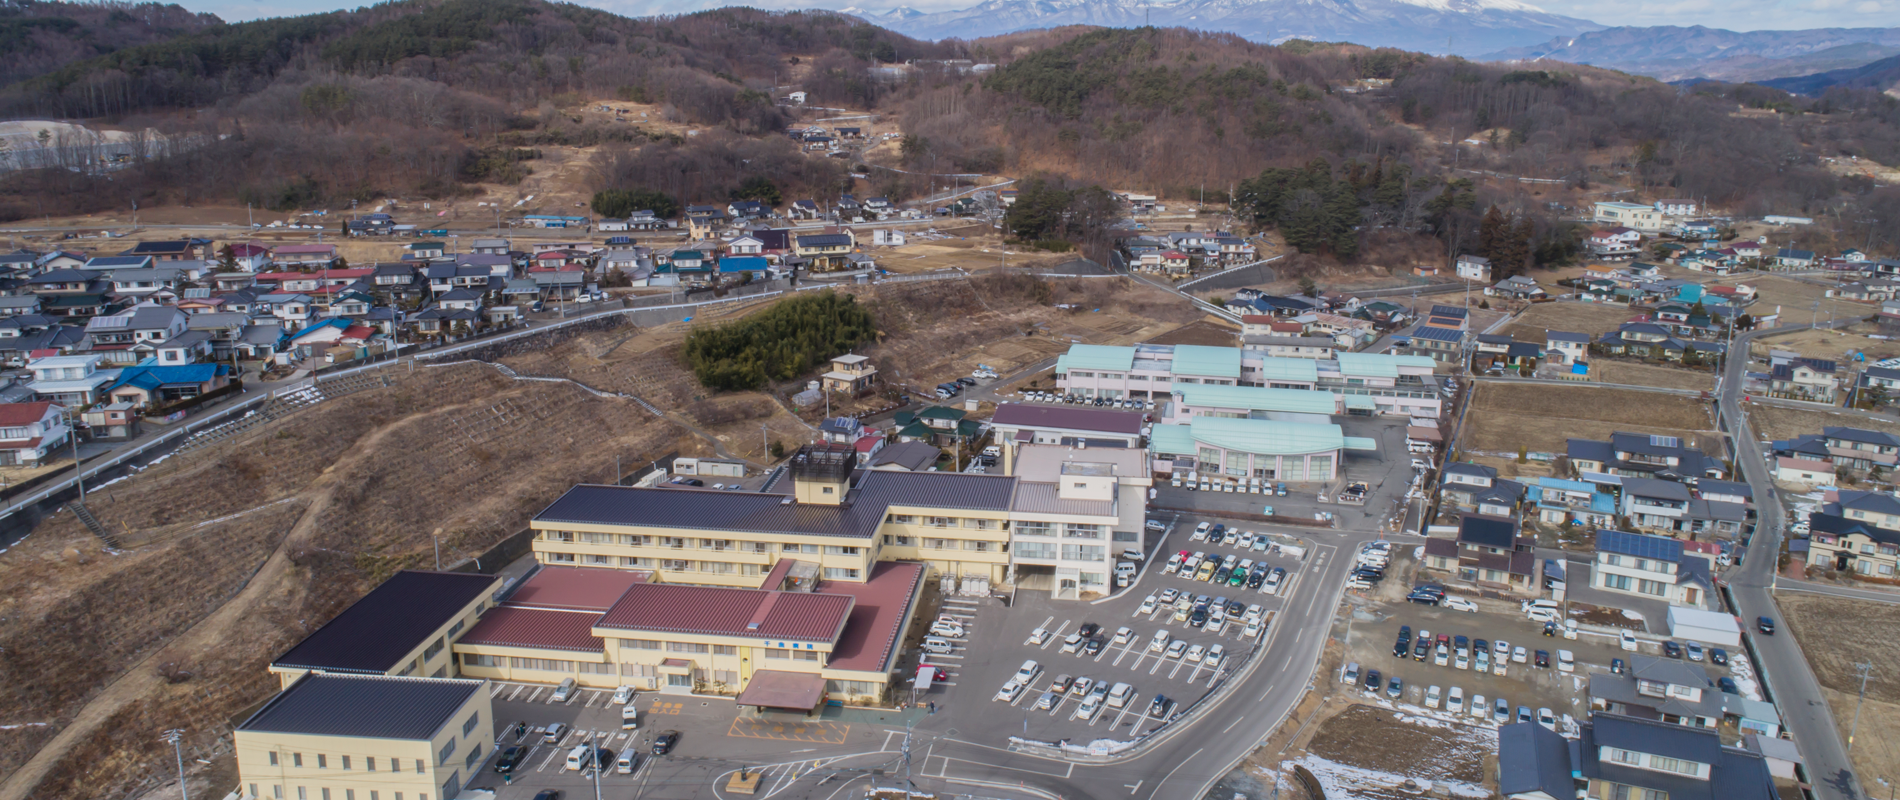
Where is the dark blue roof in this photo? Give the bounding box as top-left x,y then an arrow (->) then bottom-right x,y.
1596,529 -> 1683,562
798,233 -> 854,248
1498,722 -> 1576,799
1411,326 -> 1464,342
1458,514 -> 1517,547
1592,713 -> 1724,765
1431,304 -> 1469,319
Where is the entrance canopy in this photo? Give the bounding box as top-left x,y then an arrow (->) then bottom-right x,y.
735,670 -> 828,711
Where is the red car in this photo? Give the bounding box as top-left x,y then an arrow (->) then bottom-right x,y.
1436,633 -> 1451,648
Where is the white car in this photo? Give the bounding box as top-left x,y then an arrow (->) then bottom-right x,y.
1494,640 -> 1511,661
1512,646 -> 1528,664
1447,687 -> 1465,714
994,679 -> 1026,703
1425,685 -> 1442,708
1434,646 -> 1450,667
1244,604 -> 1265,624
930,621 -> 965,638
1537,707 -> 1557,731
1620,630 -> 1638,651
1145,520 -> 1167,531
612,685 -> 635,705
1444,596 -> 1478,613
1113,626 -> 1135,645
1061,634 -> 1085,654
1455,652 -> 1470,670
1185,644 -> 1207,662
1205,644 -> 1225,668
1164,553 -> 1185,574
1526,607 -> 1559,623
1114,562 -> 1138,579
1468,693 -> 1486,719
1025,628 -> 1051,646
1557,649 -> 1575,673
1139,595 -> 1158,615
1159,588 -> 1180,603
1165,640 -> 1188,659
1121,548 -> 1144,561
1237,532 -> 1256,549
1192,522 -> 1211,541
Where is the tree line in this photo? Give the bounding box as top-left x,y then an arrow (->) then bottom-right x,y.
682,291 -> 877,392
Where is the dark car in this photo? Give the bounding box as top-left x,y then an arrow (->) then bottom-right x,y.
1247,569 -> 1267,589
494,746 -> 525,774
1150,694 -> 1173,716
1226,599 -> 1246,616
1758,616 -> 1775,634
1412,584 -> 1447,598
1364,669 -> 1381,692
1084,636 -> 1106,656
1210,524 -> 1226,539
1662,640 -> 1683,659
683,478 -> 705,487
1453,635 -> 1469,651
1386,676 -> 1403,699
1399,625 -> 1412,640
1542,621 -> 1558,637
1473,638 -> 1489,653
1711,648 -> 1729,666
1534,649 -> 1550,668
594,747 -> 614,770
1189,609 -> 1209,627
1718,677 -> 1740,695
652,730 -> 680,755
1611,657 -> 1626,675
1394,639 -> 1411,658
1413,640 -> 1430,660
1407,593 -> 1440,605
533,792 -> 562,800
1078,622 -> 1102,638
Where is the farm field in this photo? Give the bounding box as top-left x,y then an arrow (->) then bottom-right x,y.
1779,593 -> 1900,788
1498,301 -> 1639,341
1745,402 -> 1900,442
1592,360 -> 1717,391
1461,382 -> 1720,455
1747,276 -> 1881,327
1749,325 -> 1900,364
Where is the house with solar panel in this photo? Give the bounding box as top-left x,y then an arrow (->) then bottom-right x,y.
1592,529 -> 1717,609
1498,712 -> 1777,800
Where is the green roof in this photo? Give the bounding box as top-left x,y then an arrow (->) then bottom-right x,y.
1150,418 -> 1346,457
1175,383 -> 1335,415
1171,345 -> 1242,379
1344,436 -> 1379,451
1336,352 -> 1435,378
916,406 -> 966,420
1062,344 -> 1136,372
409,241 -> 444,250
1344,395 -> 1377,410
1256,356 -> 1320,384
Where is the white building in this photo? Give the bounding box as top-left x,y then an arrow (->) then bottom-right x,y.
1595,201 -> 1665,232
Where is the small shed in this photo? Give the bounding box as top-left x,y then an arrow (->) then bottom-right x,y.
1667,606 -> 1741,647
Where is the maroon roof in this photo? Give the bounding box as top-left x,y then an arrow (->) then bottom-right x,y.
0,401 -> 54,427
507,566 -> 645,611
596,583 -> 852,644
735,670 -> 828,710
457,607 -> 604,653
814,561 -> 927,673
761,558 -> 796,590
991,403 -> 1144,435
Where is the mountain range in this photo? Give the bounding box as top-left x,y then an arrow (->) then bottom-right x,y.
847,0 -> 1900,82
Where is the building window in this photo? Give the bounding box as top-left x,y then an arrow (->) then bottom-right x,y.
1609,748 -> 1641,765
1064,525 -> 1104,540
713,645 -> 738,656
342,756 -> 351,770
464,744 -> 484,769
318,754 -> 328,769
583,554 -> 610,565
294,753 -> 303,768
463,712 -> 480,736
366,758 -> 375,772
622,638 -> 662,650
889,515 -> 916,524
662,559 -> 690,572
509,657 -> 575,671
667,642 -> 710,654
824,567 -> 861,579
824,545 -> 860,555
270,752 -> 279,767
416,760 -> 424,774
1015,521 -> 1053,536
923,538 -> 949,550
546,552 -> 576,563
323,790 -> 332,800
463,653 -> 500,668
963,540 -> 990,552
926,517 -> 953,528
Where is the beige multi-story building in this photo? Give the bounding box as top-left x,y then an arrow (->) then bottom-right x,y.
234,674 -> 491,800
269,571 -> 499,688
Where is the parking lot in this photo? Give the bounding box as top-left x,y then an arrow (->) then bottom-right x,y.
908,514 -> 1315,745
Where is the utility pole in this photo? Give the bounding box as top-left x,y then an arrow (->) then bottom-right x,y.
433,532 -> 441,571
1849,662 -> 1875,752
161,729 -> 188,800
68,407 -> 83,502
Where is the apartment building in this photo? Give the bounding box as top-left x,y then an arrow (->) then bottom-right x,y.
1594,201 -> 1666,232
269,571 -> 500,688
234,674 -> 491,800
1055,343 -> 1441,417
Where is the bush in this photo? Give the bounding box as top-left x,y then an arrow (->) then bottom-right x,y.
592,187 -> 679,219
683,291 -> 876,391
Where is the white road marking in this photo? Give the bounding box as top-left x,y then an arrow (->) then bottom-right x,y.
527,687 -> 545,703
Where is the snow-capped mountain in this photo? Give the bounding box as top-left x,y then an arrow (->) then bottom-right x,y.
852,0 -> 1601,56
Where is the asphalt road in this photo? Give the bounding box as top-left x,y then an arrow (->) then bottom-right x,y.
1719,322 -> 1863,800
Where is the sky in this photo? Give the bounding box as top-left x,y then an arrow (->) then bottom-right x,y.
197,0 -> 1900,33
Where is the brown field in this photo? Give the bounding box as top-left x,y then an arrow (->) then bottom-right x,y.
1750,326 -> 1900,364
1746,402 -> 1900,442
1593,360 -> 1717,391
1778,593 -> 1900,786
1144,318 -> 1242,347
1747,276 -> 1882,327
0,362 -> 686,800
1499,302 -> 1640,341
1461,382 -> 1720,455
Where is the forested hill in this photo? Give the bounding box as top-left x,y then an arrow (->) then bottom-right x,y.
0,0 -> 220,87
3,0 -> 959,118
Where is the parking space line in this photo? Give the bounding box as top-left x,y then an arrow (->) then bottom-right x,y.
584,691 -> 601,708
527,687 -> 545,703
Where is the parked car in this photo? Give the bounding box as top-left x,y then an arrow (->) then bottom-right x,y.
494,746 -> 526,774
1534,650 -> 1551,668
1711,648 -> 1729,666
1386,676 -> 1403,699
1758,616 -> 1776,634
651,731 -> 680,755
1685,642 -> 1705,662
1718,676 -> 1740,695
1364,669 -> 1381,693
1662,640 -> 1683,659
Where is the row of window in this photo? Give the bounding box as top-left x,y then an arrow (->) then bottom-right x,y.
1602,573 -> 1669,597
252,787 -> 426,800
885,515 -> 1003,530
540,532 -> 865,555
880,535 -> 1003,552
267,751 -> 431,774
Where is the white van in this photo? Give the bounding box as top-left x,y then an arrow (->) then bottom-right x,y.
551,677 -> 577,702
1107,682 -> 1135,708
621,705 -> 640,730
1149,629 -> 1171,652
542,722 -> 568,744
565,744 -> 591,771
920,636 -> 956,655
615,750 -> 636,775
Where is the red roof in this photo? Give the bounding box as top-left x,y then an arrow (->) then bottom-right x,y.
596,583 -> 853,643
1240,315 -> 1274,324
854,432 -> 882,452
1269,321 -> 1304,333
341,325 -> 376,340
813,561 -> 926,673
0,402 -> 54,428
508,566 -> 645,611
457,606 -> 604,653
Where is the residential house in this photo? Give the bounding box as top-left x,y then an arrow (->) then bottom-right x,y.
1545,330 -> 1590,365
0,401 -> 66,465
1489,275 -> 1547,299
1420,513 -> 1541,593
1497,713 -> 1776,800
896,406 -> 982,446
1588,227 -> 1643,259
26,354 -> 113,405
106,267 -> 184,299
1567,432 -> 1727,480
1655,199 -> 1699,217
1437,462 -> 1526,517
867,441 -> 942,472
1821,427 -> 1900,471
1589,658 -> 1723,728
272,244 -> 339,269
1406,324 -> 1464,363
1806,493 -> 1900,577
81,401 -> 139,439
1773,248 -> 1815,269
1768,358 -> 1839,403
127,240 -> 204,261
106,363 -> 229,407
795,232 -> 856,271
1454,254 -> 1492,281
155,329 -> 214,364
1593,529 -> 1716,609
1529,477 -> 1617,528
0,295 -> 42,318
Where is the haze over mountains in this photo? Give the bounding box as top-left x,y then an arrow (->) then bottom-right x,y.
846,0 -> 1900,84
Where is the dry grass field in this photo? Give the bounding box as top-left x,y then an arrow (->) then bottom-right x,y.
1461,382 -> 1720,455
0,363 -> 685,800
1593,360 -> 1717,391
1750,326 -> 1900,364
1499,302 -> 1639,341
1746,402 -> 1900,442
1779,593 -> 1900,786
1748,276 -> 1883,326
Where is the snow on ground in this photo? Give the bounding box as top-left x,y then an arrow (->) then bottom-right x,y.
1293,753 -> 1492,800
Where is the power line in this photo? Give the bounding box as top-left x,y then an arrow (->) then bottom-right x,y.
1849,662 -> 1875,752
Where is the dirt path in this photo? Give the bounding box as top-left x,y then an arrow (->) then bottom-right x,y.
0,402 -> 485,800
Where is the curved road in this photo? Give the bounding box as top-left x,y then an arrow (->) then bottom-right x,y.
1719,322 -> 1863,800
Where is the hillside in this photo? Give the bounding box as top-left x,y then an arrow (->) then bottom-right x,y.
0,0 -> 220,87
1482,25 -> 1900,82
1761,53 -> 1900,97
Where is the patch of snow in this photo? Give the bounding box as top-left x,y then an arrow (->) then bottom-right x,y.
1621,609 -> 1645,620
1294,754 -> 1491,800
